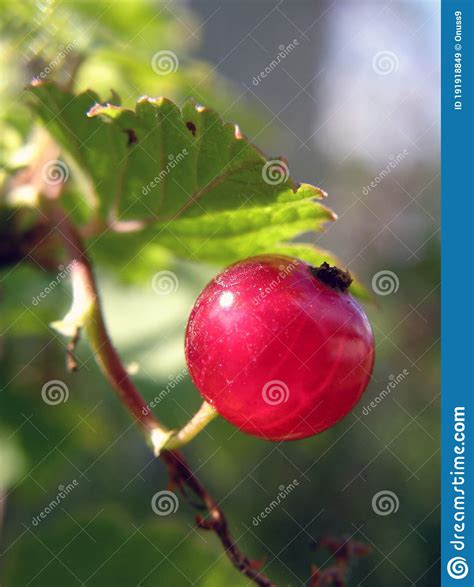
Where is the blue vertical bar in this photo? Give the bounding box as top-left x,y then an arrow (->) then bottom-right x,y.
442,0 -> 474,585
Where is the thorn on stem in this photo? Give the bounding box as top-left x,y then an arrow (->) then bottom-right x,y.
308,536 -> 370,587
66,327 -> 81,372
186,121 -> 197,136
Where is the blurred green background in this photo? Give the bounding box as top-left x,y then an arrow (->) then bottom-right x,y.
0,1 -> 440,585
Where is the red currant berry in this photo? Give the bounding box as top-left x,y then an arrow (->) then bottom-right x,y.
185,255 -> 374,441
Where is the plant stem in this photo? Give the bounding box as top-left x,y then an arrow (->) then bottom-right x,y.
46,201 -> 275,587
158,400 -> 218,454
47,203 -> 166,436
50,204 -> 219,450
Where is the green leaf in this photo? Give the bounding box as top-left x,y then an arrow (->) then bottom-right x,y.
0,429 -> 26,491
266,243 -> 372,302
2,507 -> 249,586
27,83 -> 368,298
27,84 -> 332,218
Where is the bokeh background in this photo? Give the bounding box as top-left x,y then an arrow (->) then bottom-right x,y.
0,1 -> 440,585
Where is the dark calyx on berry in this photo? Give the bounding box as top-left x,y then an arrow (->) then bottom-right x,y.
309,262 -> 353,293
